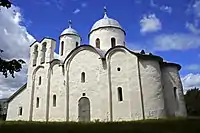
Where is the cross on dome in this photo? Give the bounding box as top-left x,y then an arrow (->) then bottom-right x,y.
103,6 -> 108,18
68,20 -> 72,28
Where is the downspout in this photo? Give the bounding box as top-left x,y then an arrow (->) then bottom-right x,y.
137,57 -> 145,120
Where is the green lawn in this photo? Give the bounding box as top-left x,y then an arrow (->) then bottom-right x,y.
0,118 -> 200,133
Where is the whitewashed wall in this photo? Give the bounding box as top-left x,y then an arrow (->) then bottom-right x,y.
109,50 -> 142,121
161,66 -> 176,117
89,28 -> 125,51
67,49 -> 109,122
59,35 -> 81,60
161,65 -> 187,117
139,59 -> 166,119
49,64 -> 66,121
6,88 -> 29,121
32,67 -> 47,121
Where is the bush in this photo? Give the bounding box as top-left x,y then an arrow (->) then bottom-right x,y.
0,118 -> 200,133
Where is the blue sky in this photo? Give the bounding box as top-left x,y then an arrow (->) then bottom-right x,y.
0,0 -> 199,98
14,0 -> 200,71
14,0 -> 200,77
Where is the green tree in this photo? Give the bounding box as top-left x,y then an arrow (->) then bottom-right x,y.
184,87 -> 200,117
0,0 -> 26,78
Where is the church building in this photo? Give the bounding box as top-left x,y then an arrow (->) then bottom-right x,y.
6,8 -> 187,122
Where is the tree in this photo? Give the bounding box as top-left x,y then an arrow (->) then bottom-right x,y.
0,0 -> 11,8
184,87 -> 200,117
0,50 -> 25,78
0,1 -> 26,78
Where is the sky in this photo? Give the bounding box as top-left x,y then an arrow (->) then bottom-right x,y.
0,0 -> 200,98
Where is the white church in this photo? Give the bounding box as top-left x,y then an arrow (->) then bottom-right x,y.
6,8 -> 187,122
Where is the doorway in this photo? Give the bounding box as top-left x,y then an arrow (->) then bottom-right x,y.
78,97 -> 90,122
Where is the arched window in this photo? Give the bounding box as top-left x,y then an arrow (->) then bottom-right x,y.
36,97 -> 39,108
33,45 -> 38,66
111,37 -> 116,48
118,87 -> 123,101
174,87 -> 177,99
96,38 -> 100,48
76,42 -> 79,47
81,72 -> 85,83
53,95 -> 56,107
18,107 -> 22,116
39,76 -> 41,85
41,42 -> 47,64
61,41 -> 64,56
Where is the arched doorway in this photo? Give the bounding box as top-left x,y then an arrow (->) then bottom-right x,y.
78,97 -> 90,122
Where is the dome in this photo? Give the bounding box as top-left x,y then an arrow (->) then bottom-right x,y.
90,7 -> 124,33
60,20 -> 80,37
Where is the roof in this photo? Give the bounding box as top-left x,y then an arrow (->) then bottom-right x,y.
89,8 -> 125,35
60,20 -> 80,38
161,62 -> 182,70
60,27 -> 80,37
7,83 -> 27,103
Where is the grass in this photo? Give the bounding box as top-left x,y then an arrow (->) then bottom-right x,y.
0,118 -> 200,133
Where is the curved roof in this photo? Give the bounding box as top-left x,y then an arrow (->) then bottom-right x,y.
62,45 -> 164,65
161,62 -> 181,70
60,20 -> 80,38
90,7 -> 124,34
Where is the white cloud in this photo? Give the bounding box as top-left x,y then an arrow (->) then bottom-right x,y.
193,0 -> 200,18
35,0 -> 65,10
0,6 -> 35,99
81,3 -> 87,8
73,8 -> 81,14
185,64 -> 200,71
150,0 -> 172,14
150,0 -> 157,8
182,73 -> 200,93
160,6 -> 172,14
186,22 -> 200,34
140,14 -> 162,34
152,33 -> 200,51
186,0 -> 200,31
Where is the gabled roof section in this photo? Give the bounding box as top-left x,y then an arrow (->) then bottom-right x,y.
7,83 -> 27,103
30,37 -> 56,47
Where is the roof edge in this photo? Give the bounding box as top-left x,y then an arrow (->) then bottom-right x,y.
7,83 -> 27,103
161,62 -> 182,71
88,26 -> 126,38
30,37 -> 56,47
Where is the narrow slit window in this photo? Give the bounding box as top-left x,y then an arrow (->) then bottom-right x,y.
36,97 -> 39,108
61,41 -> 64,56
53,95 -> 56,107
33,45 -> 38,66
118,87 -> 123,101
41,42 -> 47,64
174,87 -> 177,99
111,37 -> 116,48
96,38 -> 100,48
39,76 -> 41,85
76,42 -> 79,47
19,107 -> 23,116
81,72 -> 85,83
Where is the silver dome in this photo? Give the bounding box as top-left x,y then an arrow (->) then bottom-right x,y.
90,7 -> 124,33
60,20 -> 80,37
